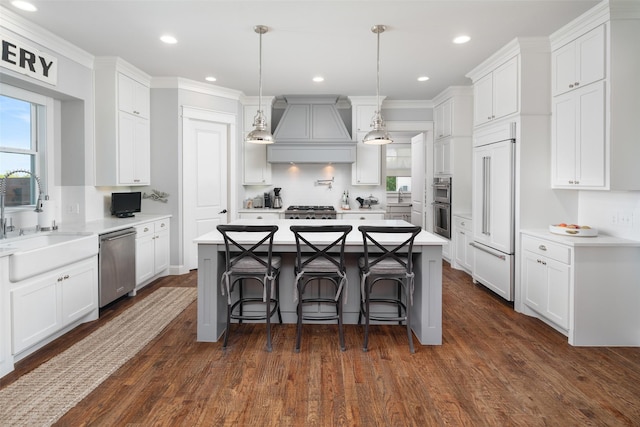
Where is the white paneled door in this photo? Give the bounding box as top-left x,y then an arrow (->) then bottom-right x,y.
182,107 -> 232,270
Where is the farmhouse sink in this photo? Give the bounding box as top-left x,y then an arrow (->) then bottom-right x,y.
1,232 -> 99,282
387,202 -> 412,207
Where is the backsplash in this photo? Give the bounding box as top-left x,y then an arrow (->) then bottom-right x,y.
579,191 -> 640,241
241,163 -> 387,210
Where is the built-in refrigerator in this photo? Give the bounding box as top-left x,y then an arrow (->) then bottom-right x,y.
470,123 -> 516,301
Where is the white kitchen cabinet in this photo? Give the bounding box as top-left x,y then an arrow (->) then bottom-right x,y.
11,256 -> 98,354
552,81 -> 605,188
441,238 -> 451,262
386,204 -> 411,222
238,212 -> 281,220
550,6 -> 640,191
520,230 -> 640,346
521,235 -> 570,329
135,219 -> 170,286
434,99 -> 452,140
95,57 -> 151,186
349,98 -> 381,186
242,98 -> 273,185
452,215 -> 474,274
339,211 -> 385,220
433,139 -> 452,177
552,24 -> 605,97
472,56 -> 518,127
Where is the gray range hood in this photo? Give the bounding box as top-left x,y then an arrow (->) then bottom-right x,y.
268,95 -> 356,163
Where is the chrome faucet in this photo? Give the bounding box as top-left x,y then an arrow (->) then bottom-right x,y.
1,169 -> 44,239
397,189 -> 404,203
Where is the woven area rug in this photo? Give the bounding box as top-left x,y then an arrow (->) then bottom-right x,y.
0,286 -> 197,426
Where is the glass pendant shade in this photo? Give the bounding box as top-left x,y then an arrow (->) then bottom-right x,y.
246,25 -> 274,144
363,24 -> 393,145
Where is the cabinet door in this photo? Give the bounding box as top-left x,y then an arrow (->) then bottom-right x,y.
523,250 -> 570,329
552,81 -> 605,188
492,56 -> 519,121
61,258 -> 98,326
12,274 -> 61,354
576,25 -> 605,90
136,234 -> 155,285
154,226 -> 170,274
575,81 -> 605,188
352,132 -> 380,185
355,105 -> 377,133
552,42 -> 578,96
243,141 -> 271,185
435,100 -> 452,139
473,73 -> 494,126
118,73 -> 150,118
434,139 -> 451,176
118,112 -> 150,185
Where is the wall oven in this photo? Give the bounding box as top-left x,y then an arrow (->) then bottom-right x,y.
432,177 -> 451,239
432,177 -> 451,203
432,201 -> 451,239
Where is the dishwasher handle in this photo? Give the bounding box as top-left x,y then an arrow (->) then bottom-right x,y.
100,229 -> 137,243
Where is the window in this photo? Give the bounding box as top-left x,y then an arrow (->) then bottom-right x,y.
385,143 -> 411,192
0,86 -> 49,208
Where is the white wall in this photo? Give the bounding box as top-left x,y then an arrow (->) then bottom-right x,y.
579,191 -> 640,240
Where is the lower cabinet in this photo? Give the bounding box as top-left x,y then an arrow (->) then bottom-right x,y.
339,212 -> 385,220
521,235 -> 570,329
135,219 -> 170,286
386,205 -> 411,222
520,232 -> 640,346
238,212 -> 281,220
452,215 -> 473,273
11,256 -> 98,354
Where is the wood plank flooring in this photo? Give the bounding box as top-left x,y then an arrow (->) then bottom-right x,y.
2,263 -> 639,426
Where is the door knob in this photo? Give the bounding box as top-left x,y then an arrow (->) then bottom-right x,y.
219,209 -> 228,214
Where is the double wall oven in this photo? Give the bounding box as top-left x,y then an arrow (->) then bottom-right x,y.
432,177 -> 451,239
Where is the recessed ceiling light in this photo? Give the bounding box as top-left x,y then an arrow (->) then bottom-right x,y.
312,76 -> 325,83
417,76 -> 430,82
453,35 -> 471,44
11,1 -> 37,11
205,76 -> 217,82
160,35 -> 177,44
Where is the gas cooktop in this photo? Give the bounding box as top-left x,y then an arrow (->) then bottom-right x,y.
286,205 -> 336,211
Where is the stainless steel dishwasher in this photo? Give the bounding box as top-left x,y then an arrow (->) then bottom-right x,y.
99,228 -> 136,307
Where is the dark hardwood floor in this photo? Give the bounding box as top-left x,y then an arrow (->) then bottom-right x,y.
2,263 -> 639,426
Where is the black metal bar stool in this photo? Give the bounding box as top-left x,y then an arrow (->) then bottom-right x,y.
357,225 -> 422,353
290,225 -> 353,352
217,224 -> 282,352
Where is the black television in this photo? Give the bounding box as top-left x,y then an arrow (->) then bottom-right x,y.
110,192 -> 141,218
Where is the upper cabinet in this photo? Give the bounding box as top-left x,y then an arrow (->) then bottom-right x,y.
94,57 -> 151,186
242,97 -> 273,185
471,56 -> 518,127
550,2 -> 640,190
551,25 -> 605,97
349,97 -> 381,186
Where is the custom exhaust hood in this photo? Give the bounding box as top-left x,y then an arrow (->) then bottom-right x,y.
268,95 -> 356,163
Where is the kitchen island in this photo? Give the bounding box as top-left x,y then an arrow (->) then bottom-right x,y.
195,219 -> 446,346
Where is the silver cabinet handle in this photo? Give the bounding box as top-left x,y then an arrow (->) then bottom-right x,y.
538,245 -> 547,251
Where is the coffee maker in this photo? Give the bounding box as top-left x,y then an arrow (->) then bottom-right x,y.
272,187 -> 283,209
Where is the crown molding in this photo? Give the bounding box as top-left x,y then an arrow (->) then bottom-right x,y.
151,77 -> 243,101
0,5 -> 93,69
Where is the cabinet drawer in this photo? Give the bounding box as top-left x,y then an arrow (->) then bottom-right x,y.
522,236 -> 571,264
454,216 -> 471,230
135,223 -> 154,238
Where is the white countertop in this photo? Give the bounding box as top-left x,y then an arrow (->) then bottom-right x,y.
0,214 -> 171,258
521,229 -> 640,247
338,208 -> 386,214
195,219 -> 446,246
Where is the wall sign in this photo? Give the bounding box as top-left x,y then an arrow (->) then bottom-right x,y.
1,32 -> 58,86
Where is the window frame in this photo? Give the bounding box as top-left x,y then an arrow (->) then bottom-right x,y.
1,85 -> 53,211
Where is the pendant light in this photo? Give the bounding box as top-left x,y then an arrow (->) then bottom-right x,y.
363,25 -> 393,145
246,25 -> 275,144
